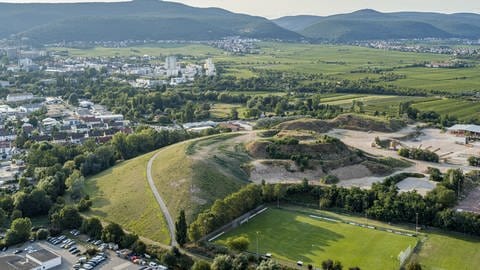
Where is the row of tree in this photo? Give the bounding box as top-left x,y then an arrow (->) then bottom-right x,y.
189,169 -> 480,243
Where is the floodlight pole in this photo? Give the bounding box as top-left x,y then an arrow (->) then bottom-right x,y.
416,212 -> 419,235
256,231 -> 259,257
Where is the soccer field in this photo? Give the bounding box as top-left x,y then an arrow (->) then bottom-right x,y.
216,208 -> 417,270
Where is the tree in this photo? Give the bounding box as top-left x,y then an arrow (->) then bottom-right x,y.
77,197 -> 92,212
68,93 -> 79,106
230,108 -> 239,120
0,208 -> 6,228
80,217 -> 103,239
175,210 -> 187,246
66,170 -> 85,200
192,260 -> 211,270
36,228 -> 49,240
102,222 -> 125,244
427,167 -> 442,182
120,233 -> 139,249
5,217 -> 32,246
131,240 -> 147,254
232,254 -> 248,270
445,168 -> 464,196
59,206 -> 83,229
13,189 -> 52,217
273,184 -> 286,208
211,255 -> 233,270
256,260 -> 281,270
225,236 -> 250,252
321,259 -> 342,270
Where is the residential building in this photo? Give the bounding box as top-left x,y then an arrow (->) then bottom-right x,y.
6,93 -> 34,103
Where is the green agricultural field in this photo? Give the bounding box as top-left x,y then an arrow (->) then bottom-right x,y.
50,41 -> 480,94
391,66 -> 480,93
210,103 -> 247,119
320,94 -> 438,116
216,208 -> 417,270
83,152 -> 170,244
49,43 -> 223,58
412,98 -> 480,121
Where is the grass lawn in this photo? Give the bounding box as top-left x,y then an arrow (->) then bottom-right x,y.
217,208 -> 417,270
151,134 -> 249,222
415,232 -> 480,270
84,152 -> 170,244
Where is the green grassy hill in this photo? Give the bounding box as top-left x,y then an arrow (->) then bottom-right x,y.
83,133 -> 254,243
150,133 -> 252,222
83,152 -> 171,244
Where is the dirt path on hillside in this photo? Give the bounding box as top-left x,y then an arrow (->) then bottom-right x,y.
145,131 -> 257,247
147,148 -> 177,247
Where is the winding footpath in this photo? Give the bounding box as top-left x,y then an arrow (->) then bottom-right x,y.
147,149 -> 177,247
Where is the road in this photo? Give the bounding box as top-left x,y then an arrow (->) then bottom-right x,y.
147,149 -> 177,247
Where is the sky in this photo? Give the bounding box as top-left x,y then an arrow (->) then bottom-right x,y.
0,0 -> 479,18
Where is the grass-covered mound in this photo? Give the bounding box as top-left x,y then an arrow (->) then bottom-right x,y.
84,152 -> 171,244
150,134 -> 252,222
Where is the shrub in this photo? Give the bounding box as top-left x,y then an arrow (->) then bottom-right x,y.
321,175 -> 339,185
225,236 -> 250,252
36,228 -> 49,240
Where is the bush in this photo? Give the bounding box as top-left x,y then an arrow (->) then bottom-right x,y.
398,148 -> 439,162
192,260 -> 211,270
36,228 -> 49,240
468,156 -> 480,167
321,175 -> 339,185
225,236 -> 250,252
77,198 -> 92,212
427,167 -> 443,182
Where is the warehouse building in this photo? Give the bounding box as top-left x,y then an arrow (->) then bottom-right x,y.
447,124 -> 480,138
0,249 -> 61,270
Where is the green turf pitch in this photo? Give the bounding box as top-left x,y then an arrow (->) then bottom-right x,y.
217,208 -> 417,270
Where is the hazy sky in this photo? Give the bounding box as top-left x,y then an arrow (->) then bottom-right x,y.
0,0 -> 479,18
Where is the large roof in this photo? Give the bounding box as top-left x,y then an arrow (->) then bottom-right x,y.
448,124 -> 480,133
27,249 -> 59,263
0,255 -> 39,270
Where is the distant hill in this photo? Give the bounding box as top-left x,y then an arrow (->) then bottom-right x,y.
274,9 -> 480,41
0,0 -> 300,43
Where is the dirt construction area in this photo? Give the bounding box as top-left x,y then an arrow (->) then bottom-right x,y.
327,126 -> 480,194
456,186 -> 480,214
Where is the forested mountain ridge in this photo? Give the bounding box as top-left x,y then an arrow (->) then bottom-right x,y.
0,0 -> 301,42
274,9 -> 480,41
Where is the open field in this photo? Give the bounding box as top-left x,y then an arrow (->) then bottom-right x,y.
210,103 -> 247,119
49,42 -> 480,94
83,152 -> 170,244
49,43 -> 223,58
217,208 -> 417,270
415,232 -> 480,270
412,98 -> 480,121
217,207 -> 480,270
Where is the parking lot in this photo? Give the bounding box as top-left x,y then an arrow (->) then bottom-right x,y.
44,233 -> 143,270
0,236 -> 142,270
